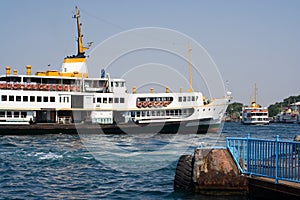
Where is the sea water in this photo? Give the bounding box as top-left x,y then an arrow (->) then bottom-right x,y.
0,122 -> 299,199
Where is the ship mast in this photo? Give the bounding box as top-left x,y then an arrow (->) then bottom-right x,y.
187,41 -> 193,92
251,83 -> 259,108
62,6 -> 89,74
254,83 -> 257,103
74,6 -> 88,57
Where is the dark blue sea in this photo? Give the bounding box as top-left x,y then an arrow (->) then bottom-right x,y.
1,122 -> 299,199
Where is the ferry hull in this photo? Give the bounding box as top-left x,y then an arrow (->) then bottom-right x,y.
241,121 -> 269,125
0,119 -> 221,135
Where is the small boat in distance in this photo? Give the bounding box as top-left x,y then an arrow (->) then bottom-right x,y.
241,84 -> 269,125
0,7 -> 231,134
274,101 -> 299,123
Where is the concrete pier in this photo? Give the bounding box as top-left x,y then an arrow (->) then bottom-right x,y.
248,176 -> 300,200
174,148 -> 248,195
174,147 -> 300,198
192,148 -> 248,195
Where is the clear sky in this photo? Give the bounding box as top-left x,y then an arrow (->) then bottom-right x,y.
0,0 -> 299,106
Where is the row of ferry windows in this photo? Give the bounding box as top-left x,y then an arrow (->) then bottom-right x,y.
0,95 -> 70,103
94,97 -> 125,104
248,113 -> 268,116
111,82 -> 125,87
133,109 -> 190,117
1,95 -> 56,103
178,96 -> 198,102
0,111 -> 27,118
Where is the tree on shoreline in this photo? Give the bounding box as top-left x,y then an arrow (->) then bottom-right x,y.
226,102 -> 243,120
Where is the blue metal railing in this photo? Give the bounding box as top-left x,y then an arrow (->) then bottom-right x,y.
226,134 -> 300,184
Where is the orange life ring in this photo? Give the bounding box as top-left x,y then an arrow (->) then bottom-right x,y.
76,85 -> 80,92
0,83 -> 5,89
52,84 -> 57,91
19,84 -> 24,89
45,84 -> 51,90
69,85 -> 74,91
136,102 -> 142,108
26,84 -> 32,90
142,101 -> 148,107
163,101 -> 169,107
13,84 -> 19,89
148,102 -> 153,108
63,85 -> 69,91
33,84 -> 39,90
39,84 -> 44,90
159,101 -> 164,107
153,101 -> 159,107
57,85 -> 62,91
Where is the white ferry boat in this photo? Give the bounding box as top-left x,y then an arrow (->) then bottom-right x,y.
241,85 -> 269,125
274,102 -> 299,123
0,7 -> 231,134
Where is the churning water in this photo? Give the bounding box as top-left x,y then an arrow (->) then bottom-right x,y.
0,122 -> 298,199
